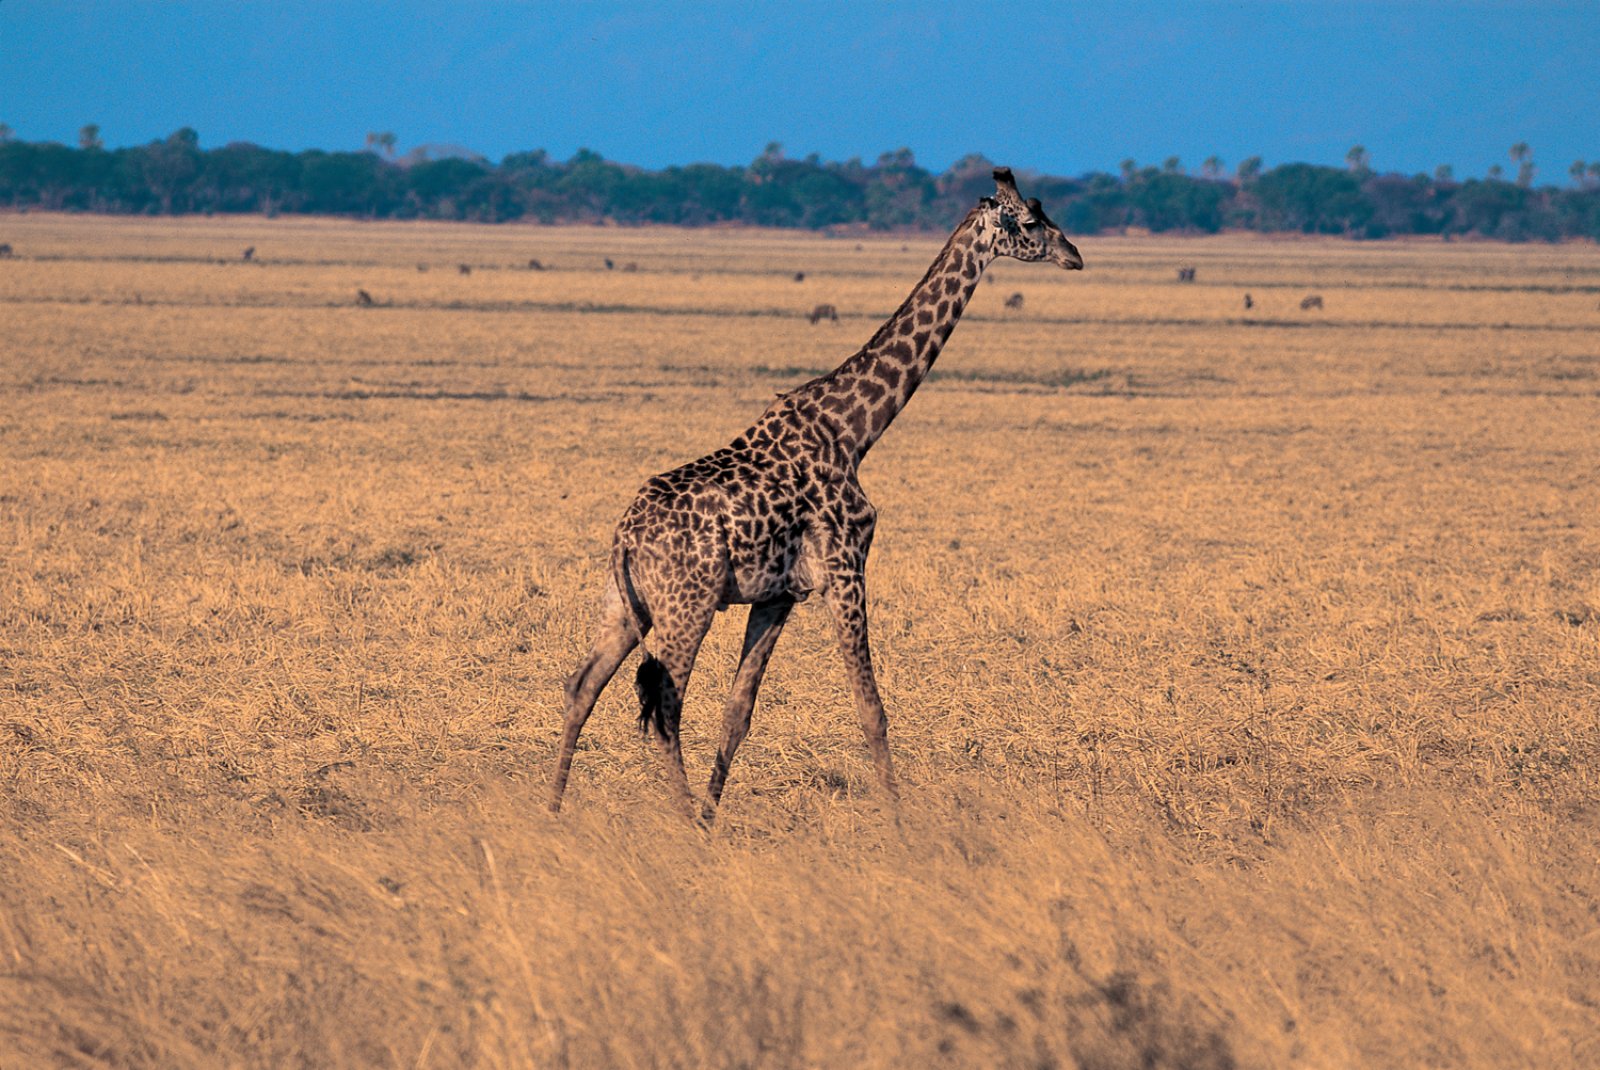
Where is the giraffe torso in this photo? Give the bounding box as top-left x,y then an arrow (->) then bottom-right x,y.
615,387 -> 876,617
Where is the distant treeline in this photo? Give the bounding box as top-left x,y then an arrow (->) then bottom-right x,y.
4,131 -> 1600,241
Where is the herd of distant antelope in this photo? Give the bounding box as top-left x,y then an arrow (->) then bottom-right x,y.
0,236 -> 1345,316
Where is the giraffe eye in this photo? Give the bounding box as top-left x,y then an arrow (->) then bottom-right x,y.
998,211 -> 1020,235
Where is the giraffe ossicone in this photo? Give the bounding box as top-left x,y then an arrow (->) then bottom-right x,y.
548,167 -> 1084,819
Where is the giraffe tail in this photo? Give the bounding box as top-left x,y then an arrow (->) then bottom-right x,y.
634,654 -> 668,739
610,543 -> 651,639
611,544 -> 666,739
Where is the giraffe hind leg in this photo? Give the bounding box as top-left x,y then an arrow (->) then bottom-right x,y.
636,605 -> 716,819
548,581 -> 642,813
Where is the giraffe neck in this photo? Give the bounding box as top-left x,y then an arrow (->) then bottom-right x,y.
812,209 -> 995,464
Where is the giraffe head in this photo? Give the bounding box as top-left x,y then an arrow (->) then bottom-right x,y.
982,168 -> 1084,270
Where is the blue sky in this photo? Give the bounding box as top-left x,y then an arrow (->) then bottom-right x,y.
3,2 -> 1597,181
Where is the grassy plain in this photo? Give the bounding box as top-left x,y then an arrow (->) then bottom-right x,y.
1,213 -> 1598,1068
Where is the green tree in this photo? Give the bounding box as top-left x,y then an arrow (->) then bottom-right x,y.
1345,145 -> 1370,173
1571,160 -> 1588,189
864,147 -> 931,229
750,141 -> 786,181
1119,158 -> 1136,182
1255,163 -> 1372,234
1236,156 -> 1262,183
1510,142 -> 1534,187
299,149 -> 395,215
405,157 -> 489,217
1201,155 -> 1223,179
501,148 -> 548,170
558,148 -> 628,220
197,141 -> 302,213
1129,171 -> 1226,231
78,124 -> 103,151
139,128 -> 203,212
1434,164 -> 1454,184
1162,155 -> 1182,174
365,131 -> 397,158
0,123 -> 13,143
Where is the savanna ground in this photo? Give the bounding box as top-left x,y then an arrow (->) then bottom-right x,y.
1,213 -> 1598,1068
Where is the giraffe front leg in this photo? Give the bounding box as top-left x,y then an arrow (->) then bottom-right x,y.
705,596 -> 795,819
823,570 -> 899,803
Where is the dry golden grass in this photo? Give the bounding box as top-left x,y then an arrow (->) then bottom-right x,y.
1,213 -> 1598,1068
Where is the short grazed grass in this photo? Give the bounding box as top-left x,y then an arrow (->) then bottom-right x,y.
1,214 -> 1598,1068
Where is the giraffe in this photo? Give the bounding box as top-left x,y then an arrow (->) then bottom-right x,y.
547,168 -> 1084,819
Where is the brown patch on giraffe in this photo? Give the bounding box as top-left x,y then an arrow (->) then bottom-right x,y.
820,393 -> 851,413
917,309 -> 934,325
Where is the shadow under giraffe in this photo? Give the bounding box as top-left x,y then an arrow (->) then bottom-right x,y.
548,168 -> 1084,820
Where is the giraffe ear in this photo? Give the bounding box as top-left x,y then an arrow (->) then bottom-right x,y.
992,167 -> 1036,223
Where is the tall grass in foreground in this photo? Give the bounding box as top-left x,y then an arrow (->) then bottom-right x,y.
3,782 -> 1596,1068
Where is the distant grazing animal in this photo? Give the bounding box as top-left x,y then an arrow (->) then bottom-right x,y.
622,262 -> 639,273
528,258 -> 545,271
794,272 -> 806,282
1004,292 -> 1025,309
548,167 -> 1084,820
356,289 -> 375,307
1243,293 -> 1253,310
458,264 -> 472,276
604,258 -> 615,270
1176,266 -> 1196,282
242,246 -> 255,261
1300,294 -> 1323,310
417,263 -> 429,272
0,243 -> 12,258
807,303 -> 838,324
